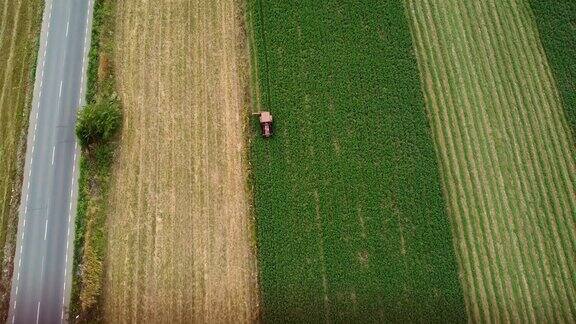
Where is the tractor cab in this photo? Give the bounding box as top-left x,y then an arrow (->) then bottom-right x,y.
256,111 -> 273,138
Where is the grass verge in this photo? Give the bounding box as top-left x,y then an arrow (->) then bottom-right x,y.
529,1 -> 576,138
247,0 -> 466,322
69,0 -> 119,321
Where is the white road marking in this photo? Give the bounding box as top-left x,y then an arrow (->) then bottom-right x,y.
15,286 -> 18,296
23,219 -> 26,228
52,146 -> 56,165
59,81 -> 63,99
36,302 -> 41,324
66,20 -> 69,37
44,219 -> 49,240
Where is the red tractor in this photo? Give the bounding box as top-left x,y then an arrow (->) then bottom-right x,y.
255,111 -> 273,138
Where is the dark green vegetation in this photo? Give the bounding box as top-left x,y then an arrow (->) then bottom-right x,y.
0,0 -> 43,320
529,0 -> 576,138
70,0 -> 119,321
76,99 -> 121,148
248,0 -> 466,322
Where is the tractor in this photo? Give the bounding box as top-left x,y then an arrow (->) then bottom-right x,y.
253,111 -> 273,138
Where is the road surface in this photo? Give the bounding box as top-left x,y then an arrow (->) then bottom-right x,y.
8,0 -> 94,323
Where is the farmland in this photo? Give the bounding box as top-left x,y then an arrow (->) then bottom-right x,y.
0,0 -> 43,319
406,0 -> 576,322
248,0 -> 465,322
102,0 -> 259,322
529,1 -> 576,137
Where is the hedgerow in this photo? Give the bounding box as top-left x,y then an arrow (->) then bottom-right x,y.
529,1 -> 576,139
247,0 -> 466,322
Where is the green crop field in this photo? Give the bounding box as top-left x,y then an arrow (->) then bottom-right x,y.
0,0 -> 43,319
248,0 -> 466,322
406,0 -> 576,322
529,0 -> 576,138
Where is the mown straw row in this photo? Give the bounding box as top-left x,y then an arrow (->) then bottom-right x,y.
406,0 -> 576,322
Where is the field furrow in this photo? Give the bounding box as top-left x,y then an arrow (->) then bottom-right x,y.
406,0 -> 576,322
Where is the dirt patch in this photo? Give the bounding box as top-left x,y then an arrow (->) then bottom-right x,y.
102,0 -> 259,322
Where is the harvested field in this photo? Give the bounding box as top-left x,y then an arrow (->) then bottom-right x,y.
406,0 -> 576,322
249,0 -> 466,322
103,1 -> 259,322
0,0 -> 43,319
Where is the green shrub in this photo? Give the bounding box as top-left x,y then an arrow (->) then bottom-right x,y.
76,99 -> 121,147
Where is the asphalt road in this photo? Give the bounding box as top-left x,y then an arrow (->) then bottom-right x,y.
8,0 -> 94,323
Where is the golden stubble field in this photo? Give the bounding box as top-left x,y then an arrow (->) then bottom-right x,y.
0,0 -> 42,318
103,0 -> 259,322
